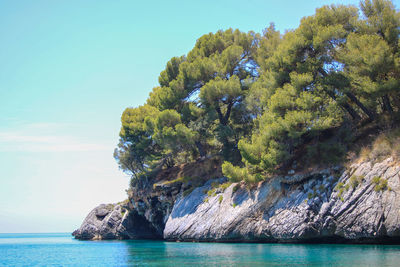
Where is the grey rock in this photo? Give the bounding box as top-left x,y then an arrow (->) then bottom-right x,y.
74,157 -> 400,243
164,157 -> 400,243
72,203 -> 160,240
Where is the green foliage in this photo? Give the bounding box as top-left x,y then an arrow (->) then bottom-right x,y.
372,176 -> 381,184
159,176 -> 186,186
222,0 -> 400,178
222,162 -> 246,182
334,174 -> 365,200
376,179 -> 388,192
256,23 -> 282,72
116,0 -> 400,186
238,3 -> 359,174
345,183 -> 350,191
153,109 -> 198,162
146,28 -> 260,164
222,162 -> 262,183
114,105 -> 160,179
218,195 -> 223,204
211,181 -> 219,188
158,56 -> 186,88
219,182 -> 232,191
372,176 -> 388,192
335,182 -> 346,200
207,188 -> 217,197
200,76 -> 242,107
350,175 -> 364,189
232,183 -> 241,193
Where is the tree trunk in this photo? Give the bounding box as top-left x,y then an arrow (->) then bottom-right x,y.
391,93 -> 400,110
346,92 -> 376,121
326,90 -> 361,121
195,141 -> 206,158
215,105 -> 227,125
215,101 -> 234,126
318,68 -> 363,121
223,102 -> 234,124
215,101 -> 241,162
382,94 -> 393,114
342,102 -> 362,121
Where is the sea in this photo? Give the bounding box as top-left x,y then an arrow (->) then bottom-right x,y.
1,233 -> 400,266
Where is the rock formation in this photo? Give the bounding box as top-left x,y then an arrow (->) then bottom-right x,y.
74,157 -> 400,243
164,158 -> 400,243
72,202 -> 160,240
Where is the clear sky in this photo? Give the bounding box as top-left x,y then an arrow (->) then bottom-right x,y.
1,0 -> 399,233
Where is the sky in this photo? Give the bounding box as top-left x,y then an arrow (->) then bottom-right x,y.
1,0 -> 399,233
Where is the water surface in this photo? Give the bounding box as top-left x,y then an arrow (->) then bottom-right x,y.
1,233 -> 400,266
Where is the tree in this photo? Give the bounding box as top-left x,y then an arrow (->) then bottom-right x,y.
147,29 -> 260,163
230,4 -> 365,176
340,0 -> 400,115
225,1 -> 400,179
114,105 -> 160,179
116,0 -> 400,185
153,109 -> 198,166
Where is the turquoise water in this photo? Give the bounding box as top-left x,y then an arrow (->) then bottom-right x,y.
1,233 -> 400,266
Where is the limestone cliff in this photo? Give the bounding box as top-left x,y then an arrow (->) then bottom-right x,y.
73,157 -> 400,243
164,158 -> 400,243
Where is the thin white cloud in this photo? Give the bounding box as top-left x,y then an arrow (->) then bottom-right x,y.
0,132 -> 60,143
23,122 -> 73,130
0,123 -> 110,152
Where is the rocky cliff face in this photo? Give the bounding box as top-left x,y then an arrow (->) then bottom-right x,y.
164,158 -> 400,243
74,157 -> 400,243
72,202 -> 160,240
125,157 -> 223,237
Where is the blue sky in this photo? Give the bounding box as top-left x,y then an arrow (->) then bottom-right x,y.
1,0 -> 398,233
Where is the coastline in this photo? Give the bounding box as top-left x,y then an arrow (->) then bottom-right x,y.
73,157 -> 400,244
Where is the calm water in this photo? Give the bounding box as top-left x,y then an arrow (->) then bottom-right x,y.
1,233 -> 400,266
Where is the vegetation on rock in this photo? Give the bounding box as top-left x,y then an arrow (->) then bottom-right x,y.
114,0 -> 400,186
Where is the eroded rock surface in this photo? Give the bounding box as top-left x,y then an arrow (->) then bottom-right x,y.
72,203 -> 160,240
164,158 -> 400,243
74,157 -> 400,243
